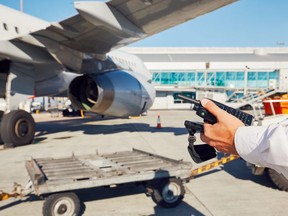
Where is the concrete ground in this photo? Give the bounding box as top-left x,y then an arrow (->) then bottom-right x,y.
0,110 -> 287,216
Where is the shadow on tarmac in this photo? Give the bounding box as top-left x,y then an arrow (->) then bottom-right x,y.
77,183 -> 205,216
194,153 -> 278,191
0,199 -> 24,211
152,202 -> 205,216
34,117 -> 187,138
0,194 -> 40,212
0,185 -> 204,215
221,157 -> 278,190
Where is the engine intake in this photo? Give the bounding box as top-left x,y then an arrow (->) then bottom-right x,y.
68,70 -> 153,117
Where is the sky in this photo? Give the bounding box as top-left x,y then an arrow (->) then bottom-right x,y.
1,0 -> 288,47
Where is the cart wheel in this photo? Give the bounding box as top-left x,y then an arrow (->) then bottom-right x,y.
151,178 -> 185,208
268,168 -> 288,191
43,192 -> 81,216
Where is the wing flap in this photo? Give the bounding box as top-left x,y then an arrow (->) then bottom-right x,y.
75,1 -> 145,38
110,0 -> 237,35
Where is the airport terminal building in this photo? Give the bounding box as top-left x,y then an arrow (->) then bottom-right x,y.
123,47 -> 288,109
18,47 -> 288,112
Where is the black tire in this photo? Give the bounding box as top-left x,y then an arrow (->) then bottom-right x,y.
43,192 -> 81,216
268,168 -> 288,191
1,110 -> 35,148
151,178 -> 185,208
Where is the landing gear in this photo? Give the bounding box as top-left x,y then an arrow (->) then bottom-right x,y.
0,110 -> 35,148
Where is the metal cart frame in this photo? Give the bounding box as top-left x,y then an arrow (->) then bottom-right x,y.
25,149 -> 192,215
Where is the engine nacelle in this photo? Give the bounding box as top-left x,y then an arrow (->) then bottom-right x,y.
68,70 -> 155,117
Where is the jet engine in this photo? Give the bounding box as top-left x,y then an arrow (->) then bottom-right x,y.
68,70 -> 154,117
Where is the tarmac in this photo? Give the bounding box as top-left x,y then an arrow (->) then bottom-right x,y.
0,110 -> 288,216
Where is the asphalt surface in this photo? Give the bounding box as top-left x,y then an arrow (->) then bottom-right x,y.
0,110 -> 287,216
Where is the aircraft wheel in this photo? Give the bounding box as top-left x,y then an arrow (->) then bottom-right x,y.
151,178 -> 185,208
1,110 -> 35,148
268,168 -> 288,191
43,192 -> 81,216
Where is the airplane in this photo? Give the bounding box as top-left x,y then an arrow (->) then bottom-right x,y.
0,0 -> 237,148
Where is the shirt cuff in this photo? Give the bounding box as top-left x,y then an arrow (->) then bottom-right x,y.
234,126 -> 266,166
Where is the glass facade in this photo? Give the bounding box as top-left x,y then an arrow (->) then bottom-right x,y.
152,70 -> 279,89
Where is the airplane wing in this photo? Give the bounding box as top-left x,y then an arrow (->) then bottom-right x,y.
20,0 -> 237,56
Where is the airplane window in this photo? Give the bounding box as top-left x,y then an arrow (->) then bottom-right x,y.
15,27 -> 19,34
3,23 -> 8,31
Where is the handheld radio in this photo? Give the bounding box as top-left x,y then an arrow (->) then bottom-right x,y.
178,94 -> 254,163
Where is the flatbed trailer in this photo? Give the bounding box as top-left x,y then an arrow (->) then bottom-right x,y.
1,148 -> 240,216
24,148 -> 193,215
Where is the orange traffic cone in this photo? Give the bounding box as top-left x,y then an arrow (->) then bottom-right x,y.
157,114 -> 162,129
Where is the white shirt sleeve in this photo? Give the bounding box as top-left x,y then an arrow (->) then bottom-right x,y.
235,119 -> 288,179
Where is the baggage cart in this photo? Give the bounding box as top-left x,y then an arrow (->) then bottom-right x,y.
24,148 -> 192,215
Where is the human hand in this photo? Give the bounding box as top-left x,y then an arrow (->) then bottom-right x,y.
200,99 -> 244,155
